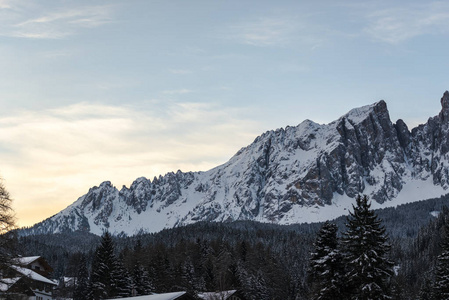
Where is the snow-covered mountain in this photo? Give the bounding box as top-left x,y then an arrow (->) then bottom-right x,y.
21,92 -> 449,236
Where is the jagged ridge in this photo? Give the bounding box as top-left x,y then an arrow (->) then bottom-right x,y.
20,92 -> 449,236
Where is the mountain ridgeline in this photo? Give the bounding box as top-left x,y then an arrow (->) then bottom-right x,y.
21,92 -> 449,236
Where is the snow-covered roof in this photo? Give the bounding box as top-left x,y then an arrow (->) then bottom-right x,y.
198,290 -> 237,299
13,256 -> 53,273
0,277 -> 20,292
53,276 -> 76,287
12,265 -> 57,285
105,292 -> 187,300
14,256 -> 41,266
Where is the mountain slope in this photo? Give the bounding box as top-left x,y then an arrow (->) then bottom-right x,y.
21,92 -> 449,236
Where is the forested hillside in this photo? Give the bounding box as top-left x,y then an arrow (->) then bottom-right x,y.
17,194 -> 449,299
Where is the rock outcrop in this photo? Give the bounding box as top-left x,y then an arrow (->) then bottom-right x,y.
20,92 -> 449,236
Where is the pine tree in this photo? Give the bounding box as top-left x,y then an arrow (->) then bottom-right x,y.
433,223 -> 449,299
250,270 -> 270,300
215,242 -> 233,291
342,194 -> 394,300
180,259 -> 197,294
132,264 -> 153,296
111,258 -> 132,298
73,255 -> 89,300
89,231 -> 118,299
418,277 -> 434,300
308,221 -> 344,300
150,248 -> 174,293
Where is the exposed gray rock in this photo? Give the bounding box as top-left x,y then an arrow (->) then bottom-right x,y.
20,91 -> 449,236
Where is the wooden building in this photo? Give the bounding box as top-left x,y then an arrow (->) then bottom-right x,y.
105,291 -> 196,300
0,256 -> 56,300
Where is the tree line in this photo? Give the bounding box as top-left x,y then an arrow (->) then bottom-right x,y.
10,190 -> 449,299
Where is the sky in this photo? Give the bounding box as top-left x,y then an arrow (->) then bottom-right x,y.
1,0 -> 449,227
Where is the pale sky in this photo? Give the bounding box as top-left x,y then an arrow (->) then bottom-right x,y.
1,0 -> 449,227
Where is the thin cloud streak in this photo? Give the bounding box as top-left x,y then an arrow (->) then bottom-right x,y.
162,89 -> 193,95
227,17 -> 297,47
0,0 -> 10,9
231,18 -> 295,47
0,3 -> 115,39
225,15 -> 325,49
169,69 -> 193,75
0,102 -> 260,227
364,2 -> 449,44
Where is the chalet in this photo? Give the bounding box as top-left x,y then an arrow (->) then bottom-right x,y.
14,256 -> 53,278
198,290 -> 247,300
0,256 -> 57,300
105,291 -> 196,300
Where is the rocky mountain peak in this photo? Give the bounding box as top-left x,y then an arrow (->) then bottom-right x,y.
130,177 -> 150,189
373,100 -> 389,117
99,181 -> 113,188
440,91 -> 449,122
344,100 -> 390,126
20,91 -> 449,236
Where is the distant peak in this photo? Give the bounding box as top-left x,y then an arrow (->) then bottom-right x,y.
440,91 -> 449,122
376,99 -> 387,108
373,99 -> 389,116
297,118 -> 320,129
130,177 -> 149,188
99,181 -> 112,188
133,177 -> 148,184
344,100 -> 389,124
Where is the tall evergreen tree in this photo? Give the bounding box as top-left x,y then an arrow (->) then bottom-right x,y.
433,223 -> 449,299
250,270 -> 271,300
111,258 -> 132,297
89,231 -> 115,299
132,263 -> 153,296
342,194 -> 394,300
308,221 -> 344,300
89,231 -> 127,299
418,277 -> 434,300
73,254 -> 89,300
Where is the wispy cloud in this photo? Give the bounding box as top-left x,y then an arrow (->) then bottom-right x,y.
225,15 -> 324,49
364,2 -> 449,44
162,89 -> 193,95
169,69 -> 192,75
0,2 -> 115,39
0,102 -> 260,227
95,78 -> 142,91
0,0 -> 11,9
228,17 -> 298,47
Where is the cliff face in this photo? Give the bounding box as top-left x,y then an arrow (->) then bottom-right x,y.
21,92 -> 449,236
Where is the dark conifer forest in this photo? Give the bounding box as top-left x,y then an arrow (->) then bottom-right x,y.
16,194 -> 449,299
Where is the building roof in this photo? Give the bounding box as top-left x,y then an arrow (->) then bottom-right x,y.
12,265 -> 57,285
14,256 -> 41,266
0,277 -> 20,292
105,292 -> 188,300
13,256 -> 53,273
